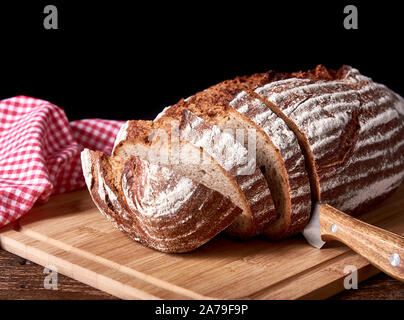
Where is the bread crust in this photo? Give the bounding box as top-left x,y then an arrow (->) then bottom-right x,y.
254,65 -> 404,217
84,64 -> 404,248
179,110 -> 276,237
81,149 -> 241,253
160,74 -> 312,239
229,92 -> 312,239
113,113 -> 276,238
157,64 -> 404,237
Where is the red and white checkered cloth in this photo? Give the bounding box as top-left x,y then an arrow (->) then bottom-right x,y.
0,96 -> 124,228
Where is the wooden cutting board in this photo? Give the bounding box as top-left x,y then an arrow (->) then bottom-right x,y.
1,184 -> 403,299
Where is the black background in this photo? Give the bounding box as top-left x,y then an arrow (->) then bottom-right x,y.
0,299 -> 400,318
1,1 -> 403,121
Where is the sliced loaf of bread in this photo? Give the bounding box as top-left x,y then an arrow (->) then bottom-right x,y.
113,114 -> 275,238
160,75 -> 312,239
83,64 -> 404,248
229,92 -> 311,238
81,149 -> 241,252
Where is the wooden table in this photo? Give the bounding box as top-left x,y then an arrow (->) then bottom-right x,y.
1,248 -> 403,300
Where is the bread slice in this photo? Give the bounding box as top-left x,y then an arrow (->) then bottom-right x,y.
81,149 -> 241,253
159,75 -> 312,239
113,114 -> 275,238
229,91 -> 312,238
254,65 -> 404,216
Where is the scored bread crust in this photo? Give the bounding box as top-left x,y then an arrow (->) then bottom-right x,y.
254,65 -> 404,216
156,65 -> 404,238
229,91 -> 312,239
178,110 -> 276,237
81,149 -> 241,253
159,75 -> 312,239
113,115 -> 276,238
84,64 -> 404,248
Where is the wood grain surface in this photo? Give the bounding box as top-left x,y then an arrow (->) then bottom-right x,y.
0,248 -> 115,300
0,184 -> 403,300
1,248 -> 403,299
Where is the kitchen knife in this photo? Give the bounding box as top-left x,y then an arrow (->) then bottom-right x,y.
302,202 -> 404,282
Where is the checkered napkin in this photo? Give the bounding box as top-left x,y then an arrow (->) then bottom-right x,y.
0,96 -> 124,228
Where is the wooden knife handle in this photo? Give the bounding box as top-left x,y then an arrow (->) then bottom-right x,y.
319,204 -> 404,282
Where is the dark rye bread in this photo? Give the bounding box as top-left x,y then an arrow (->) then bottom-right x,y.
160,75 -> 312,239
81,149 -> 241,253
113,115 -> 276,238
253,65 -> 404,216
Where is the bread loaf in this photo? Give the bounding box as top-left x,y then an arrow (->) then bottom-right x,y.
82,64 -> 404,251
159,65 -> 404,237
81,149 -> 241,252
113,114 -> 276,238
253,65 -> 404,216
160,75 -> 312,239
